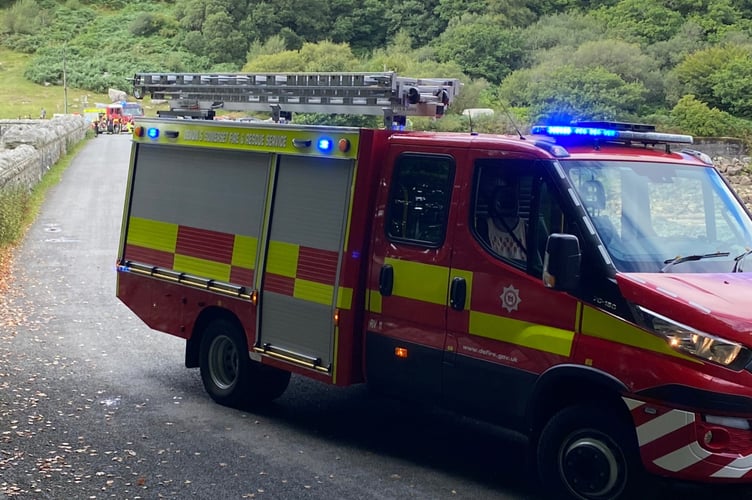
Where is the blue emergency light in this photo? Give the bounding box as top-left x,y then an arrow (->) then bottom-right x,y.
317,137 -> 333,152
531,121 -> 693,145
147,127 -> 160,139
532,125 -> 618,138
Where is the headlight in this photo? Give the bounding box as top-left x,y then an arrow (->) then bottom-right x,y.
637,306 -> 751,369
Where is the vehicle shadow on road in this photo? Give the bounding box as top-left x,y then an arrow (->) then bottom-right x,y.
214,374 -> 752,500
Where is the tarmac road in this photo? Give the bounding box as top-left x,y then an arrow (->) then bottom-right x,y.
0,133 -> 750,500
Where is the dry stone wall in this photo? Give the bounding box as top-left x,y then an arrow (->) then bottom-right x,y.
715,157 -> 752,209
0,116 -> 88,191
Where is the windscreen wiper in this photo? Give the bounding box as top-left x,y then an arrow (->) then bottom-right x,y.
661,252 -> 730,273
732,248 -> 752,273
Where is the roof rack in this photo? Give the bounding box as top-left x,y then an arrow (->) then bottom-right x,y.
131,71 -> 461,125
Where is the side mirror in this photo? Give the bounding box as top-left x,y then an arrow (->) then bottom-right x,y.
543,233 -> 581,291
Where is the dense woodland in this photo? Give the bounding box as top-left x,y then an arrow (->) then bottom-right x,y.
3,0 -> 752,136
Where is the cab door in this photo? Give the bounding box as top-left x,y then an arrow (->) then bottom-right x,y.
365,149 -> 461,403
443,157 -> 581,427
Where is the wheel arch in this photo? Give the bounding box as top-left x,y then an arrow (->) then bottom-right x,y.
527,364 -> 632,438
185,306 -> 245,368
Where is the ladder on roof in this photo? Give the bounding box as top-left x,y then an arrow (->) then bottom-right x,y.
131,71 -> 460,122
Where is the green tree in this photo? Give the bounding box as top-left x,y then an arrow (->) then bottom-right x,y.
363,31 -> 465,79
436,0 -> 536,26
673,43 -> 752,109
203,10 -> 247,64
243,41 -> 357,72
567,39 -> 665,108
590,0 -> 684,44
669,94 -> 741,136
499,64 -> 647,122
435,14 -> 525,83
711,56 -> 752,118
385,0 -> 446,47
246,35 -> 287,61
329,0 -> 389,54
646,20 -> 708,70
521,12 -> 606,56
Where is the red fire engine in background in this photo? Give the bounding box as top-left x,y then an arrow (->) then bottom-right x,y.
116,72 -> 752,499
95,101 -> 144,133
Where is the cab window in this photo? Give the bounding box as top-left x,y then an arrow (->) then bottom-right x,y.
471,159 -> 570,276
386,154 -> 454,247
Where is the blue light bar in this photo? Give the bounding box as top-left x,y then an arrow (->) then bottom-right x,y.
531,123 -> 693,145
532,125 -> 618,138
147,127 -> 159,139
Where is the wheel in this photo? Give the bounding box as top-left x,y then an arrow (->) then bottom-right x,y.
199,319 -> 290,408
113,123 -> 121,134
537,404 -> 643,500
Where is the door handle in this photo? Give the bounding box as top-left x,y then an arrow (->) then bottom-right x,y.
379,264 -> 393,296
450,277 -> 466,310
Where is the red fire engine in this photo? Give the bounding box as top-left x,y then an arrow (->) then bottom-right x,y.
117,72 -> 752,499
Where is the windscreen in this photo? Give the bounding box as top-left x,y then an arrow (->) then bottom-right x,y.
562,160 -> 752,273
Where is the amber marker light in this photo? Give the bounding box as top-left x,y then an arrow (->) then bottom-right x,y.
338,138 -> 351,152
395,347 -> 409,359
333,308 -> 340,326
251,289 -> 258,306
133,126 -> 144,137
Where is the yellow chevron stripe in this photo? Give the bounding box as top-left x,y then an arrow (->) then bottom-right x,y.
469,311 -> 574,357
127,217 -> 177,253
174,254 -> 231,282
336,287 -> 353,310
385,257 -> 448,305
294,279 -> 333,306
267,240 -> 299,278
368,289 -> 382,313
580,305 -> 700,363
232,234 -> 258,270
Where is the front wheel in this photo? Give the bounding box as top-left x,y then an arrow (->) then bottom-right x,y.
537,404 -> 643,500
199,319 -> 290,408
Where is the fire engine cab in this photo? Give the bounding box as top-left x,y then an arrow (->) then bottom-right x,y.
116,72 -> 752,500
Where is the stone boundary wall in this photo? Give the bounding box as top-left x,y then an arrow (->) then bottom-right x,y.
0,116 -> 88,192
692,138 -> 751,209
693,137 -> 746,159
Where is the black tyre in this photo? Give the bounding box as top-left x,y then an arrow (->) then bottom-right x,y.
113,123 -> 121,134
537,404 -> 643,500
199,319 -> 290,408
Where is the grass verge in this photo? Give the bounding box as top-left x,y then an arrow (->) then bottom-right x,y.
0,135 -> 93,297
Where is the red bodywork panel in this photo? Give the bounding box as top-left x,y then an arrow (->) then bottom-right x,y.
618,272 -> 752,344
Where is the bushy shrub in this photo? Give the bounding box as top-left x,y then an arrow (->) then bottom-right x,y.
670,94 -> 741,136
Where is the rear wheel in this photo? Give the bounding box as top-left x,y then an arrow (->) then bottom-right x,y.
537,404 -> 643,500
199,319 -> 290,408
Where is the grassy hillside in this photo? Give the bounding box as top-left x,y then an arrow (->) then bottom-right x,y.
0,47 -> 126,119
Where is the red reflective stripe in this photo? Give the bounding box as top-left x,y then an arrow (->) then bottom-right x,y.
230,267 -> 254,285
630,404 -> 658,427
296,246 -> 338,284
176,226 -> 234,264
639,423 -> 695,463
125,244 -> 174,268
264,274 -> 295,295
